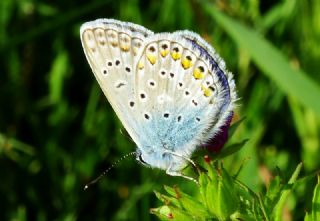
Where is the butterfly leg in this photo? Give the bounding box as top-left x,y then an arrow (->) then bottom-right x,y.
164,150 -> 201,174
166,167 -> 199,185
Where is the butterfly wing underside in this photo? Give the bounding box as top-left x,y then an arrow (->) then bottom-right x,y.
132,32 -> 236,158
80,19 -> 153,144
81,19 -> 237,172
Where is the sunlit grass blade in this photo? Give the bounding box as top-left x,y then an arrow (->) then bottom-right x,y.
202,2 -> 320,117
310,175 -> 320,220
272,162 -> 303,221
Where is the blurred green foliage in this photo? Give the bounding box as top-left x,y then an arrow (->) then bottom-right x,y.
152,161 -> 305,221
0,0 -> 319,220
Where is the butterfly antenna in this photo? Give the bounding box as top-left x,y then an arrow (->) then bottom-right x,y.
84,151 -> 136,190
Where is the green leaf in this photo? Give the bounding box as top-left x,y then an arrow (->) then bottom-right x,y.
230,211 -> 258,221
150,205 -> 173,221
168,206 -> 196,221
154,191 -> 182,209
194,139 -> 247,162
311,175 -> 320,221
235,180 -> 266,220
264,175 -> 283,214
202,3 -> 320,118
205,175 -> 219,217
272,163 -> 303,221
151,205 -> 196,221
205,163 -> 239,220
164,185 -> 180,198
199,172 -> 209,205
214,139 -> 248,159
180,195 -> 212,218
227,117 -> 246,140
219,167 -> 240,218
163,186 -> 212,218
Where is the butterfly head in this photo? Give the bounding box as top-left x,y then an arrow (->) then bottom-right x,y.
135,147 -> 188,172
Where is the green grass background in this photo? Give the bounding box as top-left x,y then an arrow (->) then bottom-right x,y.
0,0 -> 319,220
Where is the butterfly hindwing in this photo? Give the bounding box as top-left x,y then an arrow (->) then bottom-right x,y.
133,32 -> 235,156
178,31 -> 237,142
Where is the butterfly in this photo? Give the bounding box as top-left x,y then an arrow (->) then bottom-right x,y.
80,19 -> 237,182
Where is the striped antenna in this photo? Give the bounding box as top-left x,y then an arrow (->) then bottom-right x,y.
84,151 -> 136,190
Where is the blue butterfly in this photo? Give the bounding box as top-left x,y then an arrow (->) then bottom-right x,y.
80,19 -> 237,182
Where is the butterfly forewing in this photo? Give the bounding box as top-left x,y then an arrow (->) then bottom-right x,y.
80,19 -> 153,144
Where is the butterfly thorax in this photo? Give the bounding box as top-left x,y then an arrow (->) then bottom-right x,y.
136,144 -> 192,172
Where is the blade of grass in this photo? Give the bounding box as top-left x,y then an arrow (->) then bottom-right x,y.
1,0 -> 112,50
273,162 -> 303,221
311,175 -> 320,220
201,2 -> 320,118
